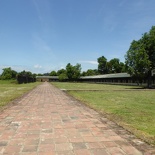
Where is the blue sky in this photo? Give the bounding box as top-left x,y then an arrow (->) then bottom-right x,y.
0,0 -> 155,74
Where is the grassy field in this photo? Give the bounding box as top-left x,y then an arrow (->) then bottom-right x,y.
0,80 -> 41,108
52,82 -> 155,145
52,82 -> 143,90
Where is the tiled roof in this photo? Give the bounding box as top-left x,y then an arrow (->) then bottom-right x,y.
80,73 -> 131,79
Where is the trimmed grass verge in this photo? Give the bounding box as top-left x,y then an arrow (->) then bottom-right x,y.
52,82 -> 155,145
52,82 -> 142,90
0,80 -> 41,108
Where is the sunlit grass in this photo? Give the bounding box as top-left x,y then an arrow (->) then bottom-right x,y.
0,80 -> 41,108
52,82 -> 142,90
52,82 -> 155,145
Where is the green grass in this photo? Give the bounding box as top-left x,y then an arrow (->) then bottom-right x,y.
52,82 -> 155,145
0,80 -> 41,108
52,82 -> 142,90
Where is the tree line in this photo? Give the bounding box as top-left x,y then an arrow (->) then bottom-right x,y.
0,67 -> 36,84
46,57 -> 126,81
0,26 -> 155,87
39,26 -> 155,87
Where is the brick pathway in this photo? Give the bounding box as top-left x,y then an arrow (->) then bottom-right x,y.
0,82 -> 155,155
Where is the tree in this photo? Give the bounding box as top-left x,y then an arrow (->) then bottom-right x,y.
57,69 -> 66,76
17,70 -> 36,84
108,58 -> 125,73
37,73 -> 43,76
97,56 -> 108,74
0,67 -> 17,80
58,73 -> 67,82
73,63 -> 81,80
119,62 -> 126,73
125,26 -> 155,87
50,71 -> 57,76
66,63 -> 81,81
81,69 -> 99,76
43,73 -> 50,76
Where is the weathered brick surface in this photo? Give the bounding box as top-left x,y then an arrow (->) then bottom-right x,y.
0,82 -> 154,154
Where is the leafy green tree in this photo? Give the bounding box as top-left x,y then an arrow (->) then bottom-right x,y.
86,69 -> 96,76
57,69 -> 66,76
125,26 -> 155,87
66,63 -> 81,81
81,69 -> 99,76
119,62 -> 126,73
108,58 -> 125,73
43,73 -> 50,76
17,70 -> 35,84
50,71 -> 57,76
0,67 -> 17,80
37,73 -> 43,76
97,56 -> 108,74
58,73 -> 67,81
57,69 -> 67,81
81,71 -> 87,76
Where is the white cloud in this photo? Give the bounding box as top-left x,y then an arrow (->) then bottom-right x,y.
79,61 -> 98,65
34,64 -> 42,69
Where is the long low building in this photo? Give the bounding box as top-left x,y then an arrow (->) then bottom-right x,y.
36,73 -> 155,85
80,73 -> 131,83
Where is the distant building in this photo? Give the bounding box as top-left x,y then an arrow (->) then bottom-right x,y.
36,73 -> 155,86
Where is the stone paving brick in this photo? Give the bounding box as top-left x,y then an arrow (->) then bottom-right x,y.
0,82 -> 154,154
0,141 -> 8,147
86,142 -> 103,149
55,143 -> 73,151
21,153 -> 38,155
83,136 -> 98,142
3,145 -> 22,154
74,149 -> 91,155
56,151 -> 74,155
121,145 -> 143,155
38,144 -> 55,152
72,142 -> 87,150
40,138 -> 54,144
24,138 -> 39,146
8,139 -> 24,146
54,137 -> 68,143
69,137 -> 84,143
106,147 -> 126,155
101,141 -> 118,147
22,145 -> 38,152
38,151 -> 56,155
91,149 -> 109,155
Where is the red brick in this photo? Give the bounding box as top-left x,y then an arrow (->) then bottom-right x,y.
38,144 -> 55,152
4,145 -> 22,154
74,149 -> 91,155
83,136 -> 98,142
86,142 -> 103,149
91,149 -> 109,155
121,145 -> 143,155
55,143 -> 72,151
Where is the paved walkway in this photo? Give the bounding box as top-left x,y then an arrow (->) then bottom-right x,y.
0,82 -> 155,155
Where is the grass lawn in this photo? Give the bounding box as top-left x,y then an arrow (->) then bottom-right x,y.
52,82 -> 142,90
0,80 -> 41,108
52,82 -> 155,145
